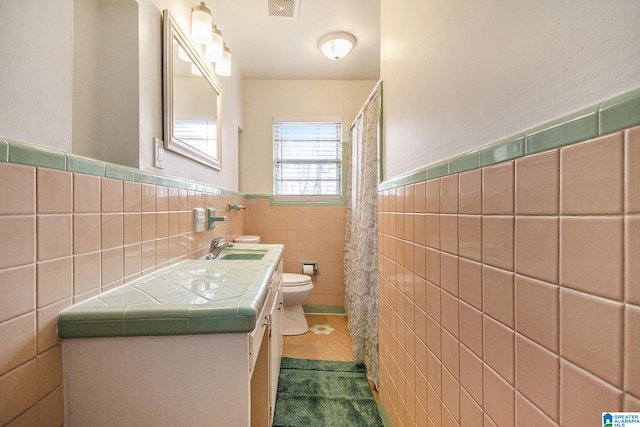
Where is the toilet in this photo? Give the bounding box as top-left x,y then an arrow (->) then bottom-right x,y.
234,235 -> 314,336
281,273 -> 313,336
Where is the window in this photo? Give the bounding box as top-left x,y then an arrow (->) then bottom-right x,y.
273,119 -> 343,201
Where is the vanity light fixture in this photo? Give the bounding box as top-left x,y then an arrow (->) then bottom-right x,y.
191,2 -> 213,44
215,45 -> 232,76
205,24 -> 224,62
318,32 -> 357,61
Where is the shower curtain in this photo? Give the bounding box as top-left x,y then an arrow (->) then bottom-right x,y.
345,84 -> 380,387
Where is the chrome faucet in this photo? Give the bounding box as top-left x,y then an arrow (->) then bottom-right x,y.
210,235 -> 232,258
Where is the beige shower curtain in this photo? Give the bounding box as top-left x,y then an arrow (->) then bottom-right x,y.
345,83 -> 381,386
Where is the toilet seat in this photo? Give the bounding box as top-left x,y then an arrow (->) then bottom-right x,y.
282,273 -> 312,287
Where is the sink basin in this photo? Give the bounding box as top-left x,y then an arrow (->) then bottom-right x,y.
216,252 -> 266,260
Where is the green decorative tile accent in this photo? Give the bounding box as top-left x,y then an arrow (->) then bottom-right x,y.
155,176 -> 173,187
189,316 -> 252,334
427,161 -> 449,179
134,171 -> 156,184
8,140 -> 66,170
105,163 -> 135,181
525,106 -> 598,155
479,136 -> 524,167
185,181 -> 198,191
0,138 -> 8,162
172,179 -> 186,189
449,151 -> 479,174
303,305 -> 346,315
600,87 -> 640,135
66,154 -> 106,176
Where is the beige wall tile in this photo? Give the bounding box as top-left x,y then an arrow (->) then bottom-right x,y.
460,388 -> 483,426
560,216 -> 623,300
459,301 -> 483,358
156,186 -> 169,211
73,213 -> 100,254
560,361 -> 622,426
141,241 -> 156,272
0,264 -> 35,323
37,168 -> 72,214
141,212 -> 157,242
427,383 -> 442,425
627,217 -> 640,305
36,345 -> 62,398
516,335 -> 559,422
561,288 -> 623,388
459,168 -> 482,215
0,360 -> 38,426
440,253 -> 458,296
483,265 -> 514,328
515,216 -> 558,283
37,385 -> 64,426
483,161 -> 514,215
484,365 -> 515,427
625,305 -> 640,397
37,298 -> 69,353
425,247 -> 440,285
627,126 -> 640,213
440,214 -> 458,255
414,182 -> 426,213
0,312 -> 36,375
0,216 -> 35,269
458,215 -> 482,262
168,187 -> 179,211
36,257 -> 72,308
6,406 -> 38,427
483,216 -> 514,270
441,329 -> 459,379
156,212 -> 169,238
459,258 -> 482,310
124,243 -> 142,279
101,213 -> 123,250
425,214 -> 439,249
73,252 -> 101,296
441,175 -> 458,214
0,163 -> 35,215
37,215 -> 72,261
516,394 -> 558,427
141,184 -> 156,212
73,173 -> 100,213
101,247 -> 123,286
413,214 -> 426,246
626,393 -> 640,412
515,149 -> 559,215
515,275 -> 558,352
561,133 -> 624,215
123,213 -> 142,246
100,177 -> 123,213
123,181 -> 142,213
441,291 -> 459,339
484,315 -> 515,385
459,344 -> 483,405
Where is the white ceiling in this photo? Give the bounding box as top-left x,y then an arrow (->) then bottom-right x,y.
205,0 -> 380,80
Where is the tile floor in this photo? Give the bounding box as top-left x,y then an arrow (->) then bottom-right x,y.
282,314 -> 353,361
281,313 -> 379,401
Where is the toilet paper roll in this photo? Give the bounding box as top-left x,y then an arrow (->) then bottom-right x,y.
303,264 -> 314,275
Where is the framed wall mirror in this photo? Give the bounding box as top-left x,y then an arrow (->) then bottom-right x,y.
163,10 -> 222,170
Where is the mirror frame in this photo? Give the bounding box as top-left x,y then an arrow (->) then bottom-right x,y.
163,9 -> 222,170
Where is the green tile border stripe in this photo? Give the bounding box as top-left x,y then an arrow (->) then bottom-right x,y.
379,85 -> 640,190
0,137 -> 244,198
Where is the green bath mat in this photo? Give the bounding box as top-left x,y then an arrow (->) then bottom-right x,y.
272,358 -> 384,427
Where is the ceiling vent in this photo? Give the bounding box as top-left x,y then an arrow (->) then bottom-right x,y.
269,0 -> 299,18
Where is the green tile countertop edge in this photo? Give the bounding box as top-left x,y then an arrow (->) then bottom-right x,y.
379,85 -> 640,191
57,244 -> 284,338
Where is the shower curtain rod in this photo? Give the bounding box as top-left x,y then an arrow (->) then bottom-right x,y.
350,79 -> 382,131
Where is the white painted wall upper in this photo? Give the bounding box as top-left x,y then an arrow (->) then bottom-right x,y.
240,79 -> 377,195
0,0 -> 73,151
380,0 -> 640,180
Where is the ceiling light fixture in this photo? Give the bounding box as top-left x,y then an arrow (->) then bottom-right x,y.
215,45 -> 232,77
318,32 -> 357,61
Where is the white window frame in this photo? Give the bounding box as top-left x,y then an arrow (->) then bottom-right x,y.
272,117 -> 344,203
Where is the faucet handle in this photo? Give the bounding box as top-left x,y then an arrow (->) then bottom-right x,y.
213,235 -> 229,245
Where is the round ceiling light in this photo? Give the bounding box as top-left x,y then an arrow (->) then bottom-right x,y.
318,32 -> 357,61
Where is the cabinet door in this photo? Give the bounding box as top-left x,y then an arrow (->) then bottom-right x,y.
268,287 -> 283,423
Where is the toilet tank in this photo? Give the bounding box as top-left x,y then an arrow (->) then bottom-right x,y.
234,235 -> 261,243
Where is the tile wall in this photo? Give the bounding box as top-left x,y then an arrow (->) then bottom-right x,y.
377,126 -> 640,426
0,158 -> 245,425
245,198 -> 346,307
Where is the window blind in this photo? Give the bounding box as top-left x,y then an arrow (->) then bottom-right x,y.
273,121 -> 342,197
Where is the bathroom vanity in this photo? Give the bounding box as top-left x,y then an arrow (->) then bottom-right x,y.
57,244 -> 284,427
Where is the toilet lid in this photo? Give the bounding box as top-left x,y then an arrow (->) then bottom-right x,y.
282,273 -> 312,286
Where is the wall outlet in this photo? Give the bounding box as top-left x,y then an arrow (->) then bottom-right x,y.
154,137 -> 165,169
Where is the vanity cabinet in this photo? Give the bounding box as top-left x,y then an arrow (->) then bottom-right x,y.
59,246 -> 284,427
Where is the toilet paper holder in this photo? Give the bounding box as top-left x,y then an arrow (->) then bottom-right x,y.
302,262 -> 318,275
